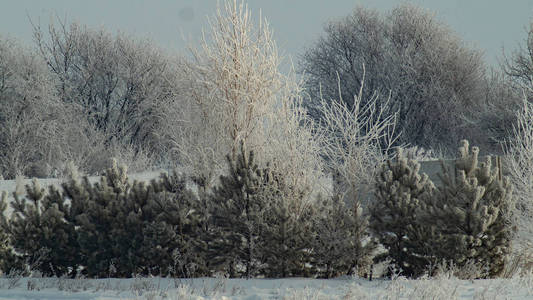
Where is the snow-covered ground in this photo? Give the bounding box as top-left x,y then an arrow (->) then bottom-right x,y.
0,275 -> 532,299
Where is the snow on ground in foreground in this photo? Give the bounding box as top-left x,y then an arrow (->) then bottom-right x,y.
0,276 -> 532,300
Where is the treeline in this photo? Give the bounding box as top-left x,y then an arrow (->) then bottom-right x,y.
0,139 -> 514,279
0,146 -> 374,279
1,4 -> 530,180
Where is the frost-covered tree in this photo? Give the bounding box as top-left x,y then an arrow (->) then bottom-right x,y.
300,4 -> 492,154
0,36 -> 60,178
507,89 -> 533,246
173,0 -> 326,202
0,35 -> 133,178
503,20 -> 533,95
31,18 -> 178,168
319,71 -> 399,207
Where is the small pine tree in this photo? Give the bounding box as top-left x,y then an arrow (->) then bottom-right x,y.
72,159 -> 134,277
423,140 -> 514,278
140,171 -> 208,277
259,184 -> 314,278
311,194 -> 376,278
0,191 -> 19,273
370,148 -> 435,278
208,141 -> 271,278
9,179 -> 79,276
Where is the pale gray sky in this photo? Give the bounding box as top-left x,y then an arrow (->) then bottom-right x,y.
1,0 -> 532,67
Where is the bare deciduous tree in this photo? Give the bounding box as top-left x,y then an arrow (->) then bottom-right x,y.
31,18 -> 177,159
0,36 -> 60,178
318,69 -> 399,206
503,21 -> 533,91
505,83 -> 533,251
300,4 -> 489,154
0,35 -> 154,179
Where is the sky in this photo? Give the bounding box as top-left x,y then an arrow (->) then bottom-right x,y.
1,0 -> 532,68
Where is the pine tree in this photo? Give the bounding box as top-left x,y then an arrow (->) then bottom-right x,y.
61,160 -> 206,277
0,191 -> 19,273
208,141 -> 271,278
138,171 -> 208,277
311,195 -> 376,278
259,184 -> 314,278
9,179 -> 79,276
423,140 -> 514,278
370,149 -> 435,278
72,160 -> 133,277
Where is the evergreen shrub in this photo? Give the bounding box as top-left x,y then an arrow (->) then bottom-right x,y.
371,141 -> 514,278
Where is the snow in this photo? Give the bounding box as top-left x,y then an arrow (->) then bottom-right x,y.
0,276 -> 532,299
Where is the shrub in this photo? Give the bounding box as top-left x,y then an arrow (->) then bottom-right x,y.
371,141 -> 514,278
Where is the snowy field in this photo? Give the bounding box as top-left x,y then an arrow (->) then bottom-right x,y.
0,275 -> 533,299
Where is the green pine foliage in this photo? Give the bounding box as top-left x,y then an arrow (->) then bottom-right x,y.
0,191 -> 19,273
208,142 -> 320,278
422,140 -> 514,278
72,161 -> 132,277
259,185 -> 314,278
140,171 -> 208,277
371,141 -> 515,279
312,195 -> 376,279
208,142 -> 271,278
2,139 -> 512,279
370,149 -> 435,278
8,179 -> 79,276
4,160 -> 205,278
71,160 -> 205,277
